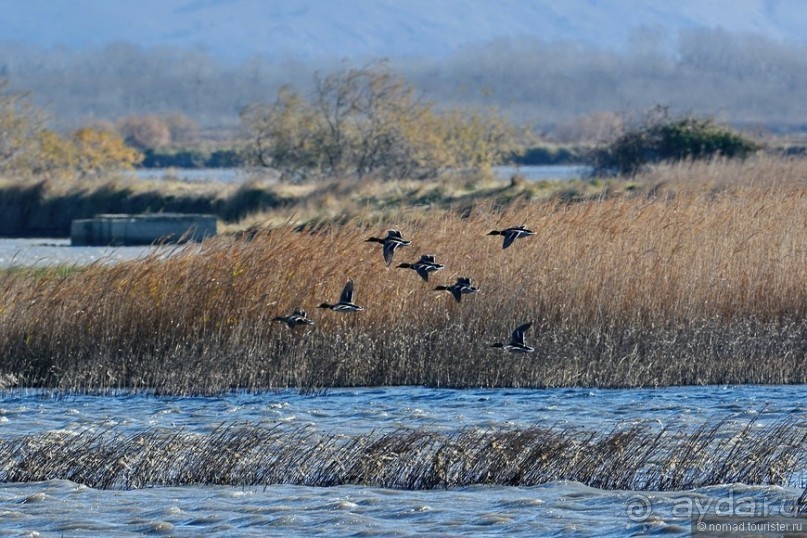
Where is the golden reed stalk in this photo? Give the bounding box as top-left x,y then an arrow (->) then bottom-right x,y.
0,158 -> 804,393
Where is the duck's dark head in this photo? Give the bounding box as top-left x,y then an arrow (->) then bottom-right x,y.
487,230 -> 501,236
490,343 -> 504,349
396,263 -> 411,269
317,303 -> 332,309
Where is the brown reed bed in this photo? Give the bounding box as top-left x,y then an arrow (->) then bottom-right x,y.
0,157 -> 805,393
0,419 -> 803,491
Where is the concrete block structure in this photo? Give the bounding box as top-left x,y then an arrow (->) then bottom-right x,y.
71,214 -> 217,246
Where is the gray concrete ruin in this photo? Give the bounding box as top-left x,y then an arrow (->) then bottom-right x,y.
71,214 -> 217,246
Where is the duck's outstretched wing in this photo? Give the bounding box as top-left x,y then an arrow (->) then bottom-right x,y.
382,242 -> 397,266
420,254 -> 436,263
415,265 -> 431,282
340,280 -> 355,304
511,322 -> 532,346
502,230 -> 520,249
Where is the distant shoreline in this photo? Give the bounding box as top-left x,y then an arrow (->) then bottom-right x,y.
0,167 -> 593,238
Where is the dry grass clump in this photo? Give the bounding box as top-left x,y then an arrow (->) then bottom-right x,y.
0,157 -> 805,393
0,419 -> 802,491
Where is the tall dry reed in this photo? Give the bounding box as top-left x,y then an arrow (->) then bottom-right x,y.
0,158 -> 804,393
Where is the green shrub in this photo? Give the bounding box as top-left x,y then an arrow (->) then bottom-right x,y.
141,148 -> 240,168
512,145 -> 584,165
590,107 -> 759,176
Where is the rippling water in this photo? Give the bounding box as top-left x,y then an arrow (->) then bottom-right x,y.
0,386 -> 804,536
2,385 -> 805,437
0,238 -> 184,268
128,165 -> 589,184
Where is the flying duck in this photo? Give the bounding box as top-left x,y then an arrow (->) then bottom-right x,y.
366,229 -> 411,266
434,277 -> 479,303
490,322 -> 535,353
397,254 -> 445,282
318,279 -> 365,312
272,308 -> 315,329
487,225 -> 535,249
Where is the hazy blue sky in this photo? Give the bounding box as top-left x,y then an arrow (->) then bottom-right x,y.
2,0 -> 805,62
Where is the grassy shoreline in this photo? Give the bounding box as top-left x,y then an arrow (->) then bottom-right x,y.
0,157 -> 804,393
0,168 -> 614,238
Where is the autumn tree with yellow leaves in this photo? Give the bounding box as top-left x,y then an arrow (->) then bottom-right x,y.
240,64 -> 519,181
0,81 -> 142,179
69,127 -> 143,178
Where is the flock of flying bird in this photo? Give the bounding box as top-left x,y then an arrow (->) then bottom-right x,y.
272,225 -> 538,353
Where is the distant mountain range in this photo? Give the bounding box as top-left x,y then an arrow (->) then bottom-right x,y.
2,0 -> 807,61
2,0 -> 806,132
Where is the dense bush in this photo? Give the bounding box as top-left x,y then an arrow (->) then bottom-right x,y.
115,113 -> 200,150
512,145 -> 585,165
590,107 -> 759,176
141,147 -> 240,168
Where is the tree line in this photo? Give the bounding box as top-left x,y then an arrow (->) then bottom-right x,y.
1,66 -> 761,181
1,27 -> 805,135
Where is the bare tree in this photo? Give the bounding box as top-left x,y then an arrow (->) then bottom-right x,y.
0,81 -> 45,174
241,63 -> 518,180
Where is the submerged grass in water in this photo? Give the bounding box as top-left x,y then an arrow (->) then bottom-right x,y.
0,419 -> 803,491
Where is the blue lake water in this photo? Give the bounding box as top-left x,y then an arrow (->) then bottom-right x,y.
0,386 -> 804,536
130,165 -> 590,183
495,164 -> 590,181
0,238 -> 185,268
0,231 -> 803,535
